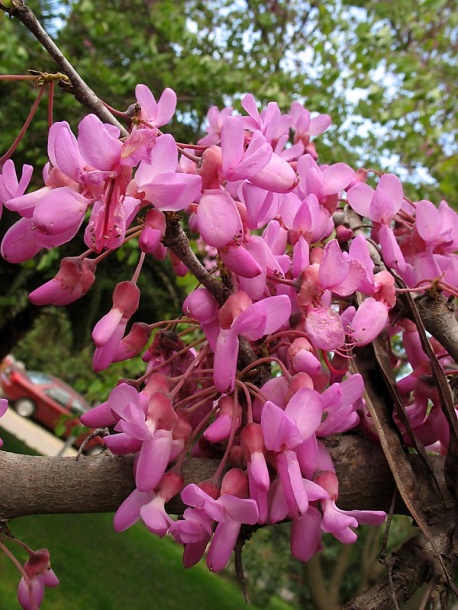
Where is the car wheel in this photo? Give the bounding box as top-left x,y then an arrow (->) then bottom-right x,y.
13,398 -> 36,418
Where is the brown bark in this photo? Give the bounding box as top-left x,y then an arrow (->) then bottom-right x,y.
0,435 -> 447,521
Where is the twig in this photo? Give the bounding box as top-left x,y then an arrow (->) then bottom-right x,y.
0,0 -> 127,135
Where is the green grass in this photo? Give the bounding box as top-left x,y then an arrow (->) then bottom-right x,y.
0,429 -> 291,610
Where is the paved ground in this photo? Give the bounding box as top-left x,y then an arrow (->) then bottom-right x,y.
0,407 -> 77,456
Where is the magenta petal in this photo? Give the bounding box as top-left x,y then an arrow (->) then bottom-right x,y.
18,577 -> 44,610
290,506 -> 323,562
78,114 -> 121,170
109,383 -> 143,416
321,499 -> 358,541
339,374 -> 364,406
292,236 -> 310,277
48,121 -> 83,182
43,569 -> 59,588
416,199 -> 442,244
140,496 -> 172,536
250,153 -> 297,193
378,225 -> 406,273
296,436 -> 318,479
197,190 -> 243,248
305,307 -> 345,350
136,134 -> 177,184
204,413 -> 233,443
233,295 -> 291,340
319,240 -> 348,288
92,308 -> 124,348
219,245 -> 262,278
0,159 -> 31,203
154,88 -> 177,126
135,84 -> 158,116
346,182 -> 373,218
135,431 -> 173,491
249,452 -> 270,491
103,433 -> 142,455
219,495 -> 259,524
277,450 -> 308,517
322,163 -> 355,195
221,116 -> 244,173
308,114 -> 332,136
207,518 -> 241,572
285,387 -> 323,439
213,328 -> 239,393
33,188 -> 89,235
261,401 -> 303,452
378,173 -> 403,208
113,488 -> 152,532
1,217 -> 41,263
349,298 -> 388,346
80,401 -> 116,427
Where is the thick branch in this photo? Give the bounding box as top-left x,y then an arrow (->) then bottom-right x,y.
1,0 -> 127,134
0,436 -> 448,521
343,519 -> 458,610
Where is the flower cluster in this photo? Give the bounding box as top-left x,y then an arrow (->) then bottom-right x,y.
2,85 -> 458,578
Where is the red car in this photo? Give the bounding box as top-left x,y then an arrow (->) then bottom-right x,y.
0,361 -> 103,454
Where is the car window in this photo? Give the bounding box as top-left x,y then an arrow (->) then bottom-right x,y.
44,387 -> 71,409
28,371 -> 53,384
70,399 -> 87,416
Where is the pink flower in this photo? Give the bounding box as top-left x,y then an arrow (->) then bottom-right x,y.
135,85 -> 177,128
134,134 -> 202,212
92,280 -> 141,371
204,395 -> 241,443
290,101 -> 332,158
196,189 -> 243,248
29,257 -> 97,306
17,549 -> 59,610
213,292 -> 292,392
198,105 -> 234,146
220,116 -> 272,182
114,473 -> 183,536
261,388 -> 323,517
169,507 -> 214,567
343,297 -> 389,346
104,385 -> 178,492
181,470 -> 259,572
0,160 -> 33,219
317,472 -> 386,543
347,173 -> 403,225
297,154 -> 355,212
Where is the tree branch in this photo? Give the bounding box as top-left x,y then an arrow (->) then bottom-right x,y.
0,435 -> 447,521
0,0 -> 127,135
